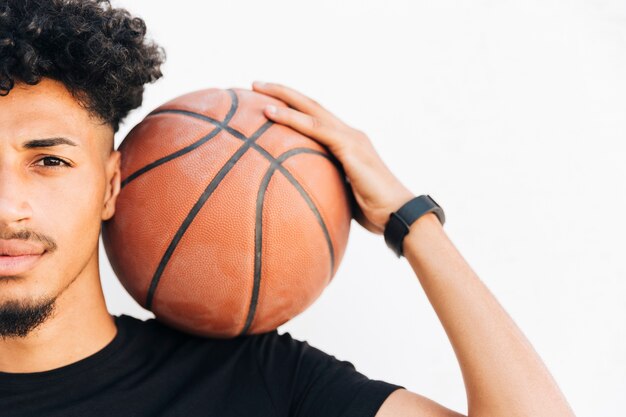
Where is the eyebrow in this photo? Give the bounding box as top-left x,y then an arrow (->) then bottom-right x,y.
22,137 -> 78,149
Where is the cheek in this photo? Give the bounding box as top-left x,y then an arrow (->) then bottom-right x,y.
36,168 -> 106,257
0,169 -> 107,303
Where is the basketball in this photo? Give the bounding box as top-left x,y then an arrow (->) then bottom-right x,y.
101,87 -> 353,338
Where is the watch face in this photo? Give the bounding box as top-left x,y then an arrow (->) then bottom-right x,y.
402,196 -> 445,226
384,195 -> 445,258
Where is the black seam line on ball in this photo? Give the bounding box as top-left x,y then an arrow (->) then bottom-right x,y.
145,119 -> 275,310
147,109 -> 350,257
151,109 -> 346,180
144,109 -> 345,331
120,89 -> 239,188
240,147 -> 336,336
245,142 -> 337,273
120,126 -> 221,188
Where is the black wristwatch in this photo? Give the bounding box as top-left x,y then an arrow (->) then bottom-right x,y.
383,194 -> 445,258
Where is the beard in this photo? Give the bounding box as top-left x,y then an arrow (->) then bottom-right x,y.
0,296 -> 57,339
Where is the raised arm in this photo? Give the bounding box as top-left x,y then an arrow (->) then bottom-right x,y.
376,210 -> 576,417
251,81 -> 576,417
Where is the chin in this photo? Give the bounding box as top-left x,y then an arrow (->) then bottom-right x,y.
0,278 -> 57,307
0,293 -> 58,338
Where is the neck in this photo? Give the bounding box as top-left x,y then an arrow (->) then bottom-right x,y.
0,251 -> 117,373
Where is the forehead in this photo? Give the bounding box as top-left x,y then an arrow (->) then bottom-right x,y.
0,78 -> 102,147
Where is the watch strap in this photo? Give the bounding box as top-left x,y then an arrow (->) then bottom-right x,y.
384,194 -> 445,258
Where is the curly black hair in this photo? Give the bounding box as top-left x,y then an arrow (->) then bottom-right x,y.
0,0 -> 165,133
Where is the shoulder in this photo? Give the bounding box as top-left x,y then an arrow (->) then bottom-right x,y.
112,313 -> 274,357
252,328 -> 406,417
111,314 -> 224,356
251,327 -> 340,375
113,314 -> 183,341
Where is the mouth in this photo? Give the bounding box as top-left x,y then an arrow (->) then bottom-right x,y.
0,251 -> 46,277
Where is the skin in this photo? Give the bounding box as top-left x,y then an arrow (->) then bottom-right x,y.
0,77 -> 121,372
252,81 -> 577,417
0,76 -> 575,417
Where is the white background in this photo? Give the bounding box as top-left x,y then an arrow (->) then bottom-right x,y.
103,1 -> 626,416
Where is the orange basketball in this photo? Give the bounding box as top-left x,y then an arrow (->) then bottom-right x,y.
101,87 -> 353,338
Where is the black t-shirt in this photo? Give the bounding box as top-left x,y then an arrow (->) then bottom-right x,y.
0,314 -> 405,417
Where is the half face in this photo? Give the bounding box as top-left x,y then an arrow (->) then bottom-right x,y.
0,77 -> 120,312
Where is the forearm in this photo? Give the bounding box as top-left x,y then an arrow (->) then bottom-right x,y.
403,212 -> 576,417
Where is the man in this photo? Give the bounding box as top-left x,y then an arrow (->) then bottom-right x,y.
0,0 -> 576,416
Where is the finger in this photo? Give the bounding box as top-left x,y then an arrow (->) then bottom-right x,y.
252,81 -> 343,125
264,104 -> 345,153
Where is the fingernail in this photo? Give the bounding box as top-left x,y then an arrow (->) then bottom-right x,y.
254,81 -> 266,88
266,105 -> 277,115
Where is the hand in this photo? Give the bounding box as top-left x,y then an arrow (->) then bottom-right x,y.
252,81 -> 416,235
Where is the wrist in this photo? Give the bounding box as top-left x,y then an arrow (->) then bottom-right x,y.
383,195 -> 445,258
402,211 -> 445,260
406,211 -> 442,239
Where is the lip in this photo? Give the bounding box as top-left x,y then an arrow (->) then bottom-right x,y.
0,252 -> 46,277
0,239 -> 46,257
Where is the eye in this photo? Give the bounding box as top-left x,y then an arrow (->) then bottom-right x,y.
33,156 -> 72,169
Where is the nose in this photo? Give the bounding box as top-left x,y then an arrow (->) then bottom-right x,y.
0,165 -> 33,227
